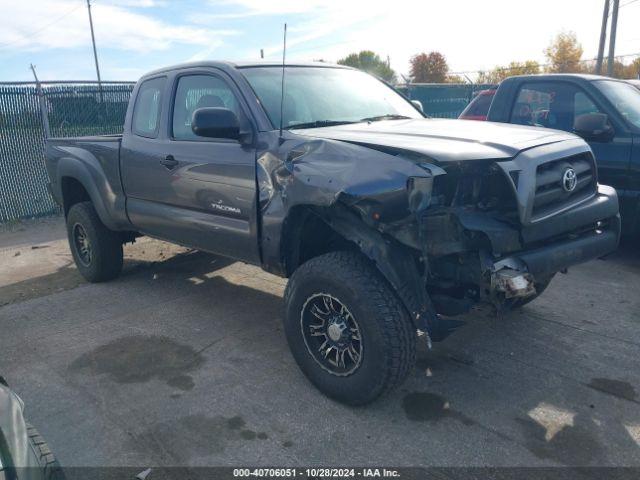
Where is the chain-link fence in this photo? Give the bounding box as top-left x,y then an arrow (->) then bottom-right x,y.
0,81 -> 134,223
399,83 -> 497,118
0,80 -> 492,224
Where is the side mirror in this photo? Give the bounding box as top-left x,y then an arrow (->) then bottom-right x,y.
192,107 -> 240,140
411,100 -> 424,113
574,113 -> 614,142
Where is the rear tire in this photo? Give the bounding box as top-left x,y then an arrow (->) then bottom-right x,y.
66,202 -> 123,283
284,251 -> 416,406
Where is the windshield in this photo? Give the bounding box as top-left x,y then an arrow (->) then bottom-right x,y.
240,66 -> 423,129
595,80 -> 640,129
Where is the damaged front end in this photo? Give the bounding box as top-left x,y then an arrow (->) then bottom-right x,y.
259,133 -> 620,342
416,140 -> 620,325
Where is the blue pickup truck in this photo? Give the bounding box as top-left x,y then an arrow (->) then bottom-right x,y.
471,74 -> 640,235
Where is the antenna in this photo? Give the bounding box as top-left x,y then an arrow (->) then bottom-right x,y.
279,23 -> 287,139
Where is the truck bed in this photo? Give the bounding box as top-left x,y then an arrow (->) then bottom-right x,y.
44,134 -> 128,230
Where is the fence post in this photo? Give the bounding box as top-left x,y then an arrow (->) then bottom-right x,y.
30,64 -> 51,139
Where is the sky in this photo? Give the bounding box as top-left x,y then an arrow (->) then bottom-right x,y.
0,0 -> 639,82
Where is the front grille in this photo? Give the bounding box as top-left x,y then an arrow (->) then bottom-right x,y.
532,153 -> 596,220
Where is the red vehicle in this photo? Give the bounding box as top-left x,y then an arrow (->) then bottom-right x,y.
458,89 -> 496,120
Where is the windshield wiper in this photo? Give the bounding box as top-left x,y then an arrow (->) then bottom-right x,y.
359,114 -> 412,122
287,120 -> 356,130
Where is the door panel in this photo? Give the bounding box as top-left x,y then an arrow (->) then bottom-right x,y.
588,136 -> 632,193
121,70 -> 260,263
157,139 -> 259,262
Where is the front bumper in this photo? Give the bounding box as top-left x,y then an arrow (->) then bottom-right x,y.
484,212 -> 619,299
495,184 -> 621,278
480,185 -> 620,301
510,214 -> 619,276
426,182 -> 620,318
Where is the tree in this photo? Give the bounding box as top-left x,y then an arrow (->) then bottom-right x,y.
583,57 -> 640,78
544,32 -> 584,73
477,60 -> 541,84
337,51 -> 396,83
445,74 -> 465,84
410,52 -> 449,83
624,57 -> 640,79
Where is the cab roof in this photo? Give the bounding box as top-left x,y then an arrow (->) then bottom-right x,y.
141,60 -> 349,79
501,73 -> 628,83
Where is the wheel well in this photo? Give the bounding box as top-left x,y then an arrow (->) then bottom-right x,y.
284,206 -> 357,276
61,177 -> 91,216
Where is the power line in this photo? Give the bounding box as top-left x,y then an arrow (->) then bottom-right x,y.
609,0 -> 638,14
0,2 -> 83,50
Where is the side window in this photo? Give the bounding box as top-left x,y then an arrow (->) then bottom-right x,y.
574,91 -> 601,118
132,77 -> 165,138
172,74 -> 241,140
511,84 -> 555,127
511,82 -> 603,133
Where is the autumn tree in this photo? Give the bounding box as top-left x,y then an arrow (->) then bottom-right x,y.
583,57 -> 640,78
337,51 -> 396,83
477,60 -> 541,84
591,59 -> 627,78
625,57 -> 640,79
544,32 -> 584,73
410,52 -> 449,83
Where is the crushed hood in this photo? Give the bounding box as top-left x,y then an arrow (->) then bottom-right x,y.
294,118 -> 578,163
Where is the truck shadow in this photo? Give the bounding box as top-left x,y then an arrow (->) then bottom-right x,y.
0,247 -> 235,307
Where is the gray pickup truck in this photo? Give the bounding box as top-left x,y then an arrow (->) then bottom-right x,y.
45,61 -> 621,405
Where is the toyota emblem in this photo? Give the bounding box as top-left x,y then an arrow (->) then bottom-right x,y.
562,168 -> 577,192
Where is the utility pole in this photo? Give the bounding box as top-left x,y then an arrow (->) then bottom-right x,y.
607,0 -> 620,77
595,0 -> 610,74
86,0 -> 103,102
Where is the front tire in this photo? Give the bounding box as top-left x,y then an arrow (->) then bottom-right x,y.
284,251 -> 416,406
66,202 -> 123,283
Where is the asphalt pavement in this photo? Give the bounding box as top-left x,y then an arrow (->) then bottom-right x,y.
1,217 -> 639,467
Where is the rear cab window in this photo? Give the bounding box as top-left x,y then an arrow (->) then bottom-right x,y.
465,92 -> 494,116
132,77 -> 166,138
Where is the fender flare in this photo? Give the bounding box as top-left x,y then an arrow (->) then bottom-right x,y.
56,156 -> 119,230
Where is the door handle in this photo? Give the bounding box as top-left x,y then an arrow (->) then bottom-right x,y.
160,155 -> 179,170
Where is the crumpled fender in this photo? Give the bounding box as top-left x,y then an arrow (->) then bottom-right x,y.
257,134 -> 445,333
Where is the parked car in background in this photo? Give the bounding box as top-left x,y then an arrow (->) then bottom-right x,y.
0,378 -> 64,480
45,62 -> 620,405
458,89 -> 496,120
462,74 -> 640,235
